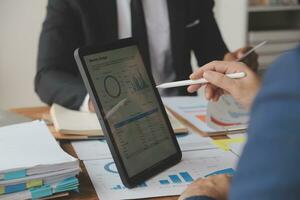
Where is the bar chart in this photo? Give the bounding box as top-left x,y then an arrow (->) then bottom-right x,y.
158,171 -> 194,185
84,149 -> 238,200
111,182 -> 147,190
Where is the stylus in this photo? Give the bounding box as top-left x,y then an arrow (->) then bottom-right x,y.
156,72 -> 246,89
236,41 -> 267,62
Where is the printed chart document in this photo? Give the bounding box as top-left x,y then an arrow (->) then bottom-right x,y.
84,149 -> 238,200
163,97 -> 247,136
206,95 -> 248,131
72,132 -> 216,161
163,97 -> 212,132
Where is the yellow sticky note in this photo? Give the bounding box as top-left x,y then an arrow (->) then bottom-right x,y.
26,179 -> 43,188
0,186 -> 4,195
213,137 -> 245,151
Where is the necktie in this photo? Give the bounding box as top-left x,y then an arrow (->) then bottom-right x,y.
130,0 -> 151,70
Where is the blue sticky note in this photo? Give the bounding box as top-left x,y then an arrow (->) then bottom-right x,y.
204,168 -> 235,177
5,183 -> 26,194
54,177 -> 79,193
4,170 -> 26,180
30,185 -> 52,199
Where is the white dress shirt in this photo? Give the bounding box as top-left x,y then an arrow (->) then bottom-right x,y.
81,0 -> 174,111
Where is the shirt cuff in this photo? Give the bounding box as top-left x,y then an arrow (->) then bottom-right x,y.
79,94 -> 90,112
184,196 -> 216,200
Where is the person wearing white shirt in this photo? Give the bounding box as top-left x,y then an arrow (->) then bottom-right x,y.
35,0 -> 258,111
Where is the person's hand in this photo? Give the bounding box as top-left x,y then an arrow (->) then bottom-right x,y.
179,174 -> 231,200
188,61 -> 261,109
88,98 -> 95,112
224,46 -> 258,72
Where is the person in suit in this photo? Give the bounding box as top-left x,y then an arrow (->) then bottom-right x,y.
179,45 -> 300,200
35,0 -> 257,111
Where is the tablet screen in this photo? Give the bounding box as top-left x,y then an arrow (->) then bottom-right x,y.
83,45 -> 177,177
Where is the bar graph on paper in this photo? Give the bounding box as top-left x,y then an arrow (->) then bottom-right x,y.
84,149 -> 238,200
104,161 -> 195,191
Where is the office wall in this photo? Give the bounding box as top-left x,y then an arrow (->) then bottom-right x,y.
214,0 -> 248,51
0,0 -> 47,109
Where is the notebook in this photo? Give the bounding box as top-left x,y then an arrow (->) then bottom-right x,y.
50,104 -> 103,136
50,104 -> 188,136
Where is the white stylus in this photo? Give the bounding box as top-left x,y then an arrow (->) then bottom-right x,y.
236,41 -> 267,61
156,72 -> 246,89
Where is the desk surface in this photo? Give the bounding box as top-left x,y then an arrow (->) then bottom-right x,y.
11,107 -> 179,200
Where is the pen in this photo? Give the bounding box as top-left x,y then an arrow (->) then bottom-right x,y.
157,41 -> 266,89
156,72 -> 246,89
236,40 -> 267,62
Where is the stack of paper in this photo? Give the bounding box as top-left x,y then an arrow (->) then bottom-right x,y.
50,104 -> 187,138
0,121 -> 80,200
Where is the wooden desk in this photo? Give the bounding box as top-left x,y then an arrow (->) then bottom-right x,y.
11,107 -> 179,200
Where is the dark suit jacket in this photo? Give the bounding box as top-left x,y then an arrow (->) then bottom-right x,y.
35,0 -> 228,110
187,46 -> 300,200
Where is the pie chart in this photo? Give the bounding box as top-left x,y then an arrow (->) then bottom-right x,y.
104,75 -> 121,98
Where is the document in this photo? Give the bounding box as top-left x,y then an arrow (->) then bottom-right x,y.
84,149 -> 238,200
72,132 -> 216,161
0,121 -> 78,175
162,97 -> 213,132
163,96 -> 247,135
206,95 -> 248,131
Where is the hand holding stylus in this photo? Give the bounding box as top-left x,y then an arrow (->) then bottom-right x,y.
188,61 -> 261,109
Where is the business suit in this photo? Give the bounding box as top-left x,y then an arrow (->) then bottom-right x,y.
186,46 -> 300,200
35,0 -> 228,110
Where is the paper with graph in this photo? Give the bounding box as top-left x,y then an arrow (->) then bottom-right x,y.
84,149 -> 238,200
206,95 -> 248,131
72,132 -> 216,161
163,96 -> 247,135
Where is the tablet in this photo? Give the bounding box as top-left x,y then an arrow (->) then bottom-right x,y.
74,38 -> 182,188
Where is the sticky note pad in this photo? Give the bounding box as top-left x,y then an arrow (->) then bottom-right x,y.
0,186 -> 4,195
30,185 -> 52,199
213,137 -> 246,151
6,183 -> 26,194
4,170 -> 26,180
26,179 -> 43,189
213,137 -> 245,151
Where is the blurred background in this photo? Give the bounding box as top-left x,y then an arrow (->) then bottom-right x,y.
0,0 -> 299,109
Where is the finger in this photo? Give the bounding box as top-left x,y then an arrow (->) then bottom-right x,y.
223,52 -> 237,61
207,84 -> 219,102
190,61 -> 248,81
187,84 -> 203,93
212,90 -> 223,102
203,71 -> 235,93
205,84 -> 214,100
190,68 -> 205,80
236,46 -> 253,59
